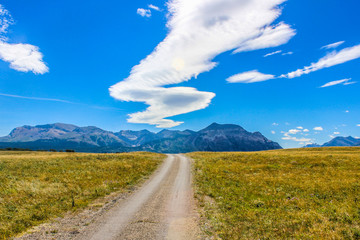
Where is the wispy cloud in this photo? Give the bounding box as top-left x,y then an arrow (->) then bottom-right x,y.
90,106 -> 123,111
0,4 -> 48,74
0,4 -> 13,39
320,78 -> 355,88
0,93 -> 122,111
226,70 -> 275,83
233,22 -> 295,53
343,81 -> 357,85
321,41 -> 345,50
110,0 -> 296,128
261,50 -> 293,59
0,93 -> 72,103
229,44 -> 360,84
357,124 -> 360,127
137,4 -> 161,18
148,4 -> 160,11
137,8 -> 151,17
282,44 -> 360,79
264,50 -> 282,57
314,126 -> 323,131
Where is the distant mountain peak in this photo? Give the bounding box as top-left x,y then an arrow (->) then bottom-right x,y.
35,123 -> 78,130
304,143 -> 321,148
208,122 -> 220,128
201,123 -> 245,132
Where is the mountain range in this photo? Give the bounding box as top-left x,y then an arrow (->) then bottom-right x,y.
305,136 -> 360,148
0,123 -> 282,153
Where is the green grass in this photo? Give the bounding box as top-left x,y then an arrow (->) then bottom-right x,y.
189,147 -> 360,239
0,151 -> 164,239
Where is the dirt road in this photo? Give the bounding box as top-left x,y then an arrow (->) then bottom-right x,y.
76,154 -> 202,240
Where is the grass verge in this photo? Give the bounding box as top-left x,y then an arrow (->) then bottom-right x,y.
0,151 -> 164,239
189,147 -> 360,239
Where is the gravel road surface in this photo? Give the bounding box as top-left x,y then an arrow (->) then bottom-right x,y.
76,154 -> 202,240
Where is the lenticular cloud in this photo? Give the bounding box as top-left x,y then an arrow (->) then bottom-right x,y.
110,0 -> 295,128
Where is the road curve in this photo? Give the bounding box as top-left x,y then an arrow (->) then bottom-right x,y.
76,154 -> 202,240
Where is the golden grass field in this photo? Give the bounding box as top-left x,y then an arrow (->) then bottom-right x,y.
0,151 -> 164,239
189,147 -> 360,240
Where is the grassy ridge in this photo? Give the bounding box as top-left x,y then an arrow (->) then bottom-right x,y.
0,151 -> 164,239
189,147 -> 360,239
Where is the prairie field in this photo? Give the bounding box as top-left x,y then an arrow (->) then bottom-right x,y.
189,147 -> 360,239
0,151 -> 164,239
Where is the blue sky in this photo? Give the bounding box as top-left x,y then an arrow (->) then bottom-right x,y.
0,0 -> 359,148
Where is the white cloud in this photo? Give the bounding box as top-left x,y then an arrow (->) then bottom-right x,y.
314,127 -> 323,131
137,8 -> 151,17
271,131 -> 276,134
345,110 -> 349,113
297,126 -> 303,129
288,129 -> 301,134
227,70 -> 275,83
282,129 -> 311,142
148,4 -> 160,11
110,0 -> 295,128
0,42 -> 48,74
321,41 -> 345,50
264,50 -> 282,57
272,122 -> 279,126
0,4 -> 48,74
303,129 -> 309,132
357,124 -> 360,127
282,51 -> 293,55
320,78 -> 353,88
333,132 -> 340,135
282,44 -> 360,79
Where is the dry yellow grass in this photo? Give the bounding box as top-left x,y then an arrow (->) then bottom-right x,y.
189,147 -> 360,239
0,151 -> 164,239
